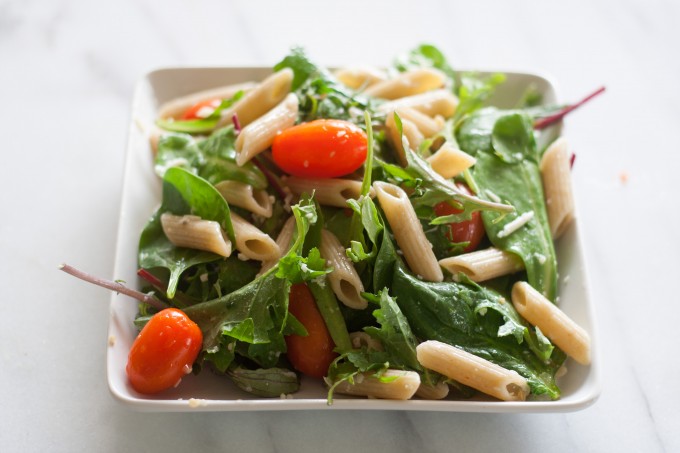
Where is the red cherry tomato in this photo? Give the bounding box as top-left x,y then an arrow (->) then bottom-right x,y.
285,283 -> 337,378
272,119 -> 368,178
126,308 -> 203,394
181,98 -> 221,120
434,184 -> 485,253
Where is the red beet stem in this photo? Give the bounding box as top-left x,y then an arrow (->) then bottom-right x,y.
534,86 -> 605,130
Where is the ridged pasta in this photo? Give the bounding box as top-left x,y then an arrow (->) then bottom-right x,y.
332,370 -> 421,400
416,340 -> 530,401
319,229 -> 366,309
415,380 -> 450,400
511,281 -> 591,365
160,213 -> 232,257
259,216 -> 296,275
426,144 -> 476,179
438,247 -> 525,282
157,82 -> 256,119
540,138 -> 575,239
334,67 -> 387,89
235,93 -> 298,166
390,107 -> 443,137
217,68 -> 294,129
214,180 -> 273,218
284,176 -> 373,208
374,181 -> 443,282
378,89 -> 458,118
363,68 -> 447,100
230,212 -> 281,261
385,113 -> 423,167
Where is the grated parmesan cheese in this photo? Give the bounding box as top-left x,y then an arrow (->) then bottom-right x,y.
188,398 -> 208,408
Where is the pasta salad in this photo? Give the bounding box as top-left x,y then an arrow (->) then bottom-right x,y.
124,45 -> 597,403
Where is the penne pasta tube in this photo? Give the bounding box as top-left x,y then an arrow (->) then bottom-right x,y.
284,176 -> 374,208
511,281 -> 591,365
319,229 -> 367,309
416,340 -> 530,401
374,181 -> 443,282
540,138 -> 575,239
157,82 -> 256,119
439,247 -> 524,282
332,370 -> 421,400
349,332 -> 384,352
160,213 -> 232,257
235,93 -> 298,166
415,380 -> 450,400
385,113 -> 423,167
363,68 -> 447,100
334,66 -> 387,89
259,216 -> 296,275
214,180 -> 273,218
426,144 -> 476,179
391,107 -> 443,137
217,68 -> 294,129
230,212 -> 281,261
378,89 -> 459,118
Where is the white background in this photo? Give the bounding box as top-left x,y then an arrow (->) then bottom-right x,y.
1,0 -> 678,451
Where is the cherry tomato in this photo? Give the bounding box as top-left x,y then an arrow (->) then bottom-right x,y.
434,184 -> 485,253
126,308 -> 203,394
272,119 -> 368,178
285,283 -> 337,378
181,98 -> 221,120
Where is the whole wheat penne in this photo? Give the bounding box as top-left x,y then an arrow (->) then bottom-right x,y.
378,89 -> 458,118
416,340 -> 530,401
161,213 -> 232,257
259,216 -> 296,275
426,144 -> 476,179
214,180 -> 273,218
284,176 -> 374,208
349,332 -> 384,352
230,212 -> 280,261
319,229 -> 366,309
511,281 -> 591,365
439,247 -> 524,282
217,68 -> 294,129
540,138 -> 575,239
363,68 -> 446,100
374,181 -> 443,282
391,107 -> 443,137
385,113 -> 423,167
332,370 -> 421,400
235,93 -> 298,166
157,82 -> 256,119
415,380 -> 450,400
334,66 -> 387,89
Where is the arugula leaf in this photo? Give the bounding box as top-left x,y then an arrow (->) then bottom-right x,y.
227,367 -> 300,397
454,73 -> 506,122
138,167 -> 235,298
393,43 -> 457,89
390,266 -> 565,399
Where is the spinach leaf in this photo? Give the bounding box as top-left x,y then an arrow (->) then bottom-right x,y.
155,127 -> 267,189
138,167 -> 235,298
390,266 -> 564,399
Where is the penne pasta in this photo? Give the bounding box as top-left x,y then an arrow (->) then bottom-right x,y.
374,181 -> 444,282
259,216 -> 296,275
390,107 -> 443,137
438,247 -> 525,282
332,369 -> 421,400
415,380 -> 450,400
426,144 -> 476,179
416,340 -> 530,402
235,93 -> 298,166
378,89 -> 459,118
363,68 -> 447,100
334,66 -> 387,89
214,180 -> 273,218
284,176 -> 374,208
157,82 -> 256,119
349,331 -> 384,352
217,68 -> 294,129
540,138 -> 575,239
511,281 -> 591,365
385,113 -> 423,167
160,213 -> 232,257
230,212 -> 281,261
319,229 -> 367,309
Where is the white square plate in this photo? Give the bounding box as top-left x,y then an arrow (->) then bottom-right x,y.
108,67 -> 600,412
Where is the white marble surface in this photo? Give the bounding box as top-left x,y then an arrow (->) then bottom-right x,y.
1,0 -> 678,451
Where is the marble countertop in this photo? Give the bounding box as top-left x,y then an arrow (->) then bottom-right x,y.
1,0 -> 678,451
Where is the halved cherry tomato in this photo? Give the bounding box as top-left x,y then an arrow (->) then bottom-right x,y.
181,98 -> 221,120
126,308 -> 203,394
285,283 -> 337,378
272,119 -> 367,178
434,184 -> 485,253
